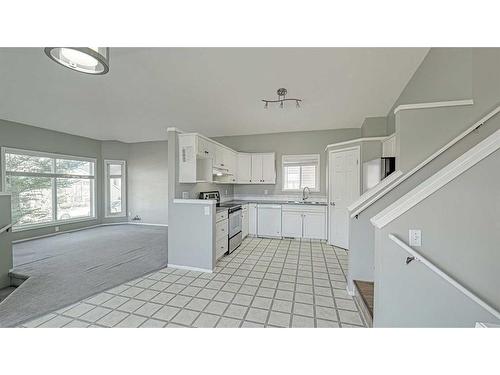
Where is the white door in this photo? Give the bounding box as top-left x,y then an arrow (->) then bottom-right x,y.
248,203 -> 258,235
261,153 -> 276,183
237,153 -> 252,183
251,154 -> 263,183
328,147 -> 360,248
303,212 -> 326,240
282,211 -> 303,238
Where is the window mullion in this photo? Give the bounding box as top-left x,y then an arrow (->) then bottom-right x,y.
52,158 -> 57,223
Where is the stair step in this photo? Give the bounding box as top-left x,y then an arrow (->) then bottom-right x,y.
354,280 -> 374,326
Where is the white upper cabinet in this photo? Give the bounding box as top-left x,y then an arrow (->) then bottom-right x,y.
382,134 -> 396,157
178,133 -> 276,185
237,153 -> 252,183
250,153 -> 276,184
251,154 -> 263,183
261,153 -> 276,183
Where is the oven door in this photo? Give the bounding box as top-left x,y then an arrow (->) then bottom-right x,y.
228,208 -> 242,238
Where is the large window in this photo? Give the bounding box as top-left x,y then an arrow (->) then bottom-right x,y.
2,148 -> 96,230
104,160 -> 126,217
282,154 -> 320,192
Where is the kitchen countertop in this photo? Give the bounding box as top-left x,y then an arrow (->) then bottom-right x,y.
221,200 -> 327,207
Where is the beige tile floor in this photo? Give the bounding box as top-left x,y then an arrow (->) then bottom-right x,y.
20,237 -> 366,328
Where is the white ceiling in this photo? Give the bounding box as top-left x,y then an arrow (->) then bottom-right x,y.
0,48 -> 428,143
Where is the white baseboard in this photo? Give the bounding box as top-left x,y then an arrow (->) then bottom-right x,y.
167,264 -> 213,273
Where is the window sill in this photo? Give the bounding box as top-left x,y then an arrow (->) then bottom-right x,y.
282,189 -> 320,193
12,217 -> 98,233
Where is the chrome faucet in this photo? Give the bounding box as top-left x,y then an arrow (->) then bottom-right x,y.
302,186 -> 311,201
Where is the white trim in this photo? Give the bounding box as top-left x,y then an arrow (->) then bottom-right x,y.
167,127 -> 183,133
348,170 -> 403,217
324,137 -> 386,151
104,159 -> 127,218
232,194 -> 327,203
173,199 -> 216,205
0,192 -> 11,196
372,129 -> 500,229
351,104 -> 500,218
388,234 -> 500,321
393,99 -> 474,114
127,222 -> 168,227
167,264 -> 213,273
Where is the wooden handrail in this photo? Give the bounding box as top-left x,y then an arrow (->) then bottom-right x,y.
389,234 -> 500,321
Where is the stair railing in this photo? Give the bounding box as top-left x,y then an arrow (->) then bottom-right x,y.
389,233 -> 500,321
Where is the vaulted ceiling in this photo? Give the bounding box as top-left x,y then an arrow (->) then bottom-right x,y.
0,48 -> 428,142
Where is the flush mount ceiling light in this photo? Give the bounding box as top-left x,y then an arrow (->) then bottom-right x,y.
44,47 -> 110,75
262,88 -> 302,109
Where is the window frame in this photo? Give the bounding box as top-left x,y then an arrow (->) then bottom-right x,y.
1,147 -> 97,231
282,154 -> 321,192
104,159 -> 127,218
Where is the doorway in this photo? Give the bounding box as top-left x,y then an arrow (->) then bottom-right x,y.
328,146 -> 360,248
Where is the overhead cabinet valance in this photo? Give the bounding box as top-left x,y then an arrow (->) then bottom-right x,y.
178,133 -> 276,184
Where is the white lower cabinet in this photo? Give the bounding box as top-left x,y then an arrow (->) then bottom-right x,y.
282,205 -> 326,240
215,212 -> 228,261
257,204 -> 282,238
303,211 -> 326,240
248,203 -> 257,235
281,211 -> 303,238
242,204 -> 249,238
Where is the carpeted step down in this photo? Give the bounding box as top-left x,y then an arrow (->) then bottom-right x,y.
354,280 -> 374,327
9,271 -> 28,287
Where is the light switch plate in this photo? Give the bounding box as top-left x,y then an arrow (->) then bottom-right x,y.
409,229 -> 422,247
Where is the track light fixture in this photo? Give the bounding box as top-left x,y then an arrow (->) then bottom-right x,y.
262,88 -> 302,109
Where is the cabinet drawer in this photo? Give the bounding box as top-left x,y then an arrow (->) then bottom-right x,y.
216,237 -> 228,260
216,210 -> 228,222
216,219 -> 228,241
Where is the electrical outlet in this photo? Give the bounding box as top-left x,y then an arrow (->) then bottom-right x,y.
225,189 -> 228,195
409,229 -> 422,247
54,226 -> 59,232
204,206 -> 210,216
182,191 -> 189,199
264,189 -> 268,195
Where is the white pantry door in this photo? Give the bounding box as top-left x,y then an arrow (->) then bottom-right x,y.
328,147 -> 360,249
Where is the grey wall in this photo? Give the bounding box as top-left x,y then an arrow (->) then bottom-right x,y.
213,128 -> 361,198
128,141 -> 169,225
0,194 -> 12,288
374,149 -> 500,327
361,117 -> 388,137
348,48 -> 500,293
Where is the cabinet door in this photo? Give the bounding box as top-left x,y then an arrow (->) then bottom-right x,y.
257,205 -> 282,237
251,154 -> 263,183
248,203 -> 258,235
225,149 -> 237,177
215,145 -> 225,168
261,153 -> 276,183
242,209 -> 249,238
237,153 -> 252,183
303,212 -> 326,240
282,211 -> 303,238
197,136 -> 214,158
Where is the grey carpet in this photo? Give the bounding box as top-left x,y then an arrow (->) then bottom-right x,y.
0,225 -> 168,327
